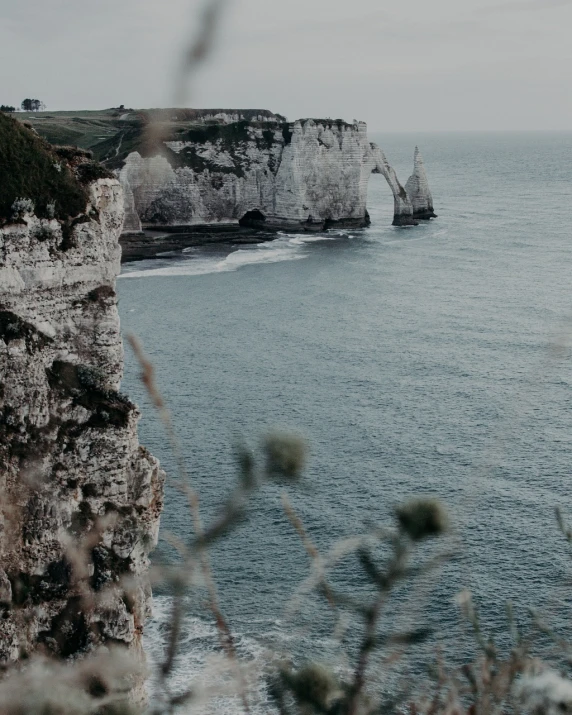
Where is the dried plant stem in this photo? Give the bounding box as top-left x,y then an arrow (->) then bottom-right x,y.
281,493 -> 337,611
349,593 -> 386,715
127,334 -> 251,713
173,0 -> 228,107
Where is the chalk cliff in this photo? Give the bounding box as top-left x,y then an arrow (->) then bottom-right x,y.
145,108 -> 287,124
14,109 -> 435,236
115,118 -> 424,233
405,146 -> 437,220
0,116 -> 164,692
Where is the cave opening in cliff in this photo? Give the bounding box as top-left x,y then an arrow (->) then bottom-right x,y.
239,209 -> 266,227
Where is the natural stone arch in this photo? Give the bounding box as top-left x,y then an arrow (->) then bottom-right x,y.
368,143 -> 418,226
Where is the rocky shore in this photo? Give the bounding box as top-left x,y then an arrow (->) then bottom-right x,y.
119,225 -> 277,262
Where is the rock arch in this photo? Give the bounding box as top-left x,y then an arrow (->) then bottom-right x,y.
368,143 -> 418,226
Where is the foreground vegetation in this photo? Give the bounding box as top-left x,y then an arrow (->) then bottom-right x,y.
1,338 -> 570,715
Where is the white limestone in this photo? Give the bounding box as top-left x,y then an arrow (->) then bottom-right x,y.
368,143 -> 418,226
405,146 -> 436,220
117,119 -> 426,232
0,178 -> 164,692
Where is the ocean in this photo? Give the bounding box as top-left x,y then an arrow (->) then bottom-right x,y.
117,131 -> 572,711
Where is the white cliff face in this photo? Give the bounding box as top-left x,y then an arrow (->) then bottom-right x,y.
118,119 -> 424,232
271,120 -> 372,227
192,111 -> 285,124
0,179 -> 164,685
405,147 -> 437,220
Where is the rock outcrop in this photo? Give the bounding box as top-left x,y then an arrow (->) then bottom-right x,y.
405,146 -> 437,220
369,143 -> 418,227
114,118 -> 429,234
155,108 -> 287,124
13,109 -> 436,236
0,115 -> 164,696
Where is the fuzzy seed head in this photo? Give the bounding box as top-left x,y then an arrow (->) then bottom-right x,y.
288,662 -> 342,710
263,431 -> 307,482
395,498 -> 449,540
517,670 -> 572,714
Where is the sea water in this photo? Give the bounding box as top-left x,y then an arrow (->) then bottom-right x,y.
118,132 -> 572,711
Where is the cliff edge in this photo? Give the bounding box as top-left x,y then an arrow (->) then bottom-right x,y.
0,114 -> 164,695
15,109 -> 437,257
114,118 -> 424,233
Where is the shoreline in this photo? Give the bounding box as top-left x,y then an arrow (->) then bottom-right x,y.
119,217 -> 370,263
119,226 -> 278,263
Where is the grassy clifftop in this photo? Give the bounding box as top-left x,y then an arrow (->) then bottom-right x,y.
0,113 -> 89,221
11,108 -> 290,171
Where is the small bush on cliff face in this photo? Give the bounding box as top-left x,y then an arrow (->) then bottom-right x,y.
0,112 -> 88,221
10,197 -> 35,219
74,160 -> 114,184
53,145 -> 94,162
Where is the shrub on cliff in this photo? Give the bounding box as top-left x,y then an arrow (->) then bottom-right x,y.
0,112 -> 88,221
74,160 -> 114,185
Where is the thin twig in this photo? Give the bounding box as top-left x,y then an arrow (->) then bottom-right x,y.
127,334 -> 251,713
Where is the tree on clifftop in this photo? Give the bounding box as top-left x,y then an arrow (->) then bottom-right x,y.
0,105 -> 16,113
21,98 -> 45,112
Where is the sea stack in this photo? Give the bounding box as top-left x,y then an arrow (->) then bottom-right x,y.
405,146 -> 437,220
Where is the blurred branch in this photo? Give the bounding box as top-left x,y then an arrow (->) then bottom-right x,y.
174,0 -> 228,107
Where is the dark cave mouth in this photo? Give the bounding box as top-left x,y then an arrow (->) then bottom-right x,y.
239,209 -> 266,227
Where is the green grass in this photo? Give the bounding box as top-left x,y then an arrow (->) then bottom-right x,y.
14,109 -> 295,173
0,113 -> 88,221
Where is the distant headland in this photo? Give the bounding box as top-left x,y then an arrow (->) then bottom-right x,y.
13,107 -> 436,261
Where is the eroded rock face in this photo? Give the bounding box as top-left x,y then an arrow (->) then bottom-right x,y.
0,179 -> 164,687
405,146 -> 437,220
118,119 -> 425,232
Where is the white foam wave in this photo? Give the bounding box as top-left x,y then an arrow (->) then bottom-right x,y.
144,596 -> 276,714
120,233 -> 342,280
216,245 -> 304,270
431,228 -> 449,238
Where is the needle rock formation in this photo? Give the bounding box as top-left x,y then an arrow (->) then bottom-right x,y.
405,146 -> 437,220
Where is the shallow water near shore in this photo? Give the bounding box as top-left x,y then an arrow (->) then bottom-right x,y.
118,131 -> 572,710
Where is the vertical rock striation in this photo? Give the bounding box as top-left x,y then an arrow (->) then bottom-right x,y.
405,146 -> 437,220
0,118 -> 164,695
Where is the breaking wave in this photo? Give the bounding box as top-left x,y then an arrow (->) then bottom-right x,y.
144,596 -> 276,714
120,232 -> 342,279
144,596 -> 348,714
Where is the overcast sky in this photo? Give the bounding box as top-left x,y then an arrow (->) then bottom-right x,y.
1,0 -> 571,131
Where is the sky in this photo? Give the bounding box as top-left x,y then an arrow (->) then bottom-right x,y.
1,0 -> 571,131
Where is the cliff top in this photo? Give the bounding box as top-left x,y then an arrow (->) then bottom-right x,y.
10,108 -> 285,154
0,112 -> 97,221
7,109 -> 365,177
297,117 -> 358,129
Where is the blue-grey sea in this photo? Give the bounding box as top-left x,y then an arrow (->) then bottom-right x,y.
118,132 -> 572,710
